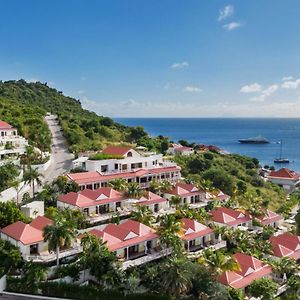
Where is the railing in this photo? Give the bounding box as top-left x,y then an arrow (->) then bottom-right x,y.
26,246 -> 82,262
121,248 -> 172,270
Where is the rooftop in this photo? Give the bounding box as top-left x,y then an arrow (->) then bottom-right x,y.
218,253 -> 272,289
268,168 -> 300,180
270,233 -> 300,260
211,207 -> 251,226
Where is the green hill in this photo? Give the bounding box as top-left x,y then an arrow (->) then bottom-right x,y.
0,80 -> 168,153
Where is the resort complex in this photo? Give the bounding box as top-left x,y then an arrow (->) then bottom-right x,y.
0,129 -> 299,300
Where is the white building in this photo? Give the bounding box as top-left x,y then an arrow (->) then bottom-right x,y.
0,120 -> 28,162
167,143 -> 194,156
21,201 -> 45,218
72,146 -> 165,173
267,168 -> 300,193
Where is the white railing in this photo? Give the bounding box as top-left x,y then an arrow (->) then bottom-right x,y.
121,248 -> 172,270
26,246 -> 82,262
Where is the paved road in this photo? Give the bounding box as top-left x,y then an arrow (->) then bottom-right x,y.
39,115 -> 74,188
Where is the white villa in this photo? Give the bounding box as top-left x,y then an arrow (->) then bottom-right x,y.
267,168 -> 300,193
72,146 -> 165,173
0,120 -> 28,163
164,182 -> 206,207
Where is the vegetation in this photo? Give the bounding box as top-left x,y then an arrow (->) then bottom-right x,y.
0,239 -> 23,277
0,162 -> 20,192
43,211 -> 77,266
174,151 -> 286,210
89,153 -> 124,160
248,277 -> 278,300
0,80 -> 169,154
0,201 -> 30,228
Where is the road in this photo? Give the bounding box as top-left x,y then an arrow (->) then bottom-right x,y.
39,115 -> 74,188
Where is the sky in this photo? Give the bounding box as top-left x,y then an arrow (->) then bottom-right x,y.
1,0 -> 300,118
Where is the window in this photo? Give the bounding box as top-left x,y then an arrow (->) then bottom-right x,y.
127,151 -> 133,157
101,165 -> 108,172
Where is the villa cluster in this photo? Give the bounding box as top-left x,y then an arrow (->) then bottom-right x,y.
0,144 -> 299,293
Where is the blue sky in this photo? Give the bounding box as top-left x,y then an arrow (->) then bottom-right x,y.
1,0 -> 300,117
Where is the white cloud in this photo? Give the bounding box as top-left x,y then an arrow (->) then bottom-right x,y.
85,97 -> 300,118
183,86 -> 202,93
282,76 -> 293,81
218,5 -> 234,21
223,22 -> 242,31
263,84 -> 278,96
281,79 -> 300,89
170,61 -> 189,69
240,83 -> 262,93
121,98 -> 139,107
249,84 -> 278,102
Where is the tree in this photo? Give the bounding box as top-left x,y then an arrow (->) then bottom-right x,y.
43,214 -> 77,267
198,249 -> 240,277
170,195 -> 182,209
0,201 -> 29,228
108,178 -> 128,192
80,233 -> 119,285
271,257 -> 299,279
21,261 -> 47,293
248,277 -> 278,300
125,182 -> 143,198
23,166 -> 44,197
159,256 -> 193,298
159,180 -> 172,193
131,205 -> 153,226
0,162 -> 20,191
0,239 -> 23,276
157,214 -> 183,254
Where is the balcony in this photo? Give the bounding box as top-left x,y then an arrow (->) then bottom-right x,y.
26,246 -> 82,263
121,248 -> 172,270
86,209 -> 131,224
187,240 -> 227,258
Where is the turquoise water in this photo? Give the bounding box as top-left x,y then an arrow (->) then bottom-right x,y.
115,118 -> 300,172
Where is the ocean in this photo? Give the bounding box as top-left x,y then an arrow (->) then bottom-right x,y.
115,118 -> 300,172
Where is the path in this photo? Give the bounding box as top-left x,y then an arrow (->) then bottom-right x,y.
39,115 -> 74,188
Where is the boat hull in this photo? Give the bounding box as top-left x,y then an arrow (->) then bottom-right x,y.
238,140 -> 269,144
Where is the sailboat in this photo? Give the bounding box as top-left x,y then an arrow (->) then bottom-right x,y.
274,140 -> 289,163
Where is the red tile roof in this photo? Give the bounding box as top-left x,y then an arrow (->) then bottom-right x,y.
30,216 -> 53,231
86,220 -> 159,251
102,146 -> 133,157
218,253 -> 272,289
58,188 -> 125,208
255,210 -> 283,226
180,218 -> 213,241
137,191 -> 167,206
0,120 -> 14,130
268,168 -> 300,180
167,182 -> 204,196
211,207 -> 251,226
1,221 -> 43,245
270,233 -> 300,260
66,166 -> 181,185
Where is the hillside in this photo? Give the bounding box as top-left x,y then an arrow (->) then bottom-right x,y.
0,80 -> 169,153
174,151 -> 286,210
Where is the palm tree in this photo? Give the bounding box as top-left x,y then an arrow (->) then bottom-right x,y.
43,214 -> 77,267
149,179 -> 161,194
131,205 -> 154,226
10,179 -> 22,204
125,182 -> 143,198
160,256 -> 193,298
271,257 -> 299,279
159,180 -> 172,193
23,166 -> 44,197
198,249 -> 240,277
108,178 -> 128,192
157,214 -> 183,254
170,195 -> 182,209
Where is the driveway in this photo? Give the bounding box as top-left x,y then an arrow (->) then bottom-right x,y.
40,114 -> 74,187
